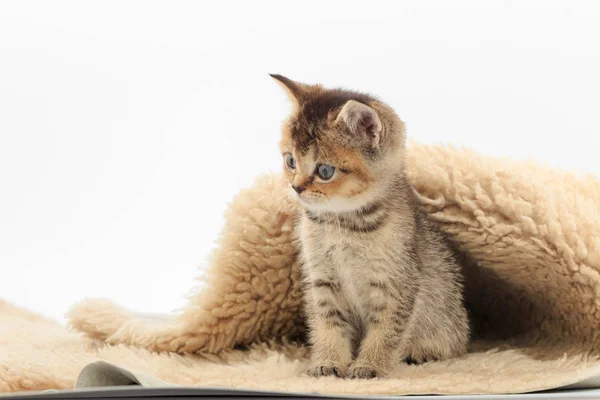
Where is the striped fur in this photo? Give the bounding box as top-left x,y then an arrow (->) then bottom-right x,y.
272,75 -> 470,379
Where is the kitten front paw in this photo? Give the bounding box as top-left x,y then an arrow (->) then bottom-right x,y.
347,363 -> 382,379
307,363 -> 346,378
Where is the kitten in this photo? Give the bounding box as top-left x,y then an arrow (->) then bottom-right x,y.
271,74 -> 470,379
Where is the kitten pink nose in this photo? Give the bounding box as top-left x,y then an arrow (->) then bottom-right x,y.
292,185 -> 306,194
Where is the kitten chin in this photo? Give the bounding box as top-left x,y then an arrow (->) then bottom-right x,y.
290,189 -> 379,214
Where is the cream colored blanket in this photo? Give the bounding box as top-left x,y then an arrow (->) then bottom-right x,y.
3,143 -> 600,396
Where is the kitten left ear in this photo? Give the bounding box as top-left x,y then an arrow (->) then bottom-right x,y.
269,74 -> 308,108
336,100 -> 383,147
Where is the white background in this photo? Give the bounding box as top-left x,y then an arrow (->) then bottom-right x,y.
1,0 -> 599,323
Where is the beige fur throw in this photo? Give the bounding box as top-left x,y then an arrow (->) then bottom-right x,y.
3,142 -> 600,395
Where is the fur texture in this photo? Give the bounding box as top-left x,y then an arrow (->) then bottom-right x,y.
273,76 -> 469,378
3,141 -> 600,395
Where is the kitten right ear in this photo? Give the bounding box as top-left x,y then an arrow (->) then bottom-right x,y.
270,74 -> 308,108
336,100 -> 383,147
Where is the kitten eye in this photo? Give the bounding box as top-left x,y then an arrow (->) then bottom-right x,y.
284,153 -> 296,170
316,164 -> 335,181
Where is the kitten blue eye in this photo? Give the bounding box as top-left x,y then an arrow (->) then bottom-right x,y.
285,153 -> 296,170
316,164 -> 335,180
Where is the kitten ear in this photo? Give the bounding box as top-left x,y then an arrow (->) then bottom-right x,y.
336,100 -> 383,147
270,74 -> 308,108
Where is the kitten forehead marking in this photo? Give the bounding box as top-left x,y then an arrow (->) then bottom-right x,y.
290,90 -> 376,153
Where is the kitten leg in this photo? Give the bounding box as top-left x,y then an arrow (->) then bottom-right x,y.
348,279 -> 417,379
306,280 -> 354,378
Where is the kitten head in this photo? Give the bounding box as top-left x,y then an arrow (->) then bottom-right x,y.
271,74 -> 406,213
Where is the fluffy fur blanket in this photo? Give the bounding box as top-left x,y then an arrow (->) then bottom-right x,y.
3,143 -> 600,395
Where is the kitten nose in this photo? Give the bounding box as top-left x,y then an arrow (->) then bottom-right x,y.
292,185 -> 305,194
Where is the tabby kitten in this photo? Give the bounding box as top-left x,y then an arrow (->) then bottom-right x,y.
271,75 -> 469,379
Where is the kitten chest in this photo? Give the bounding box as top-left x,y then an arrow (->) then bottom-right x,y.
302,221 -> 385,319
